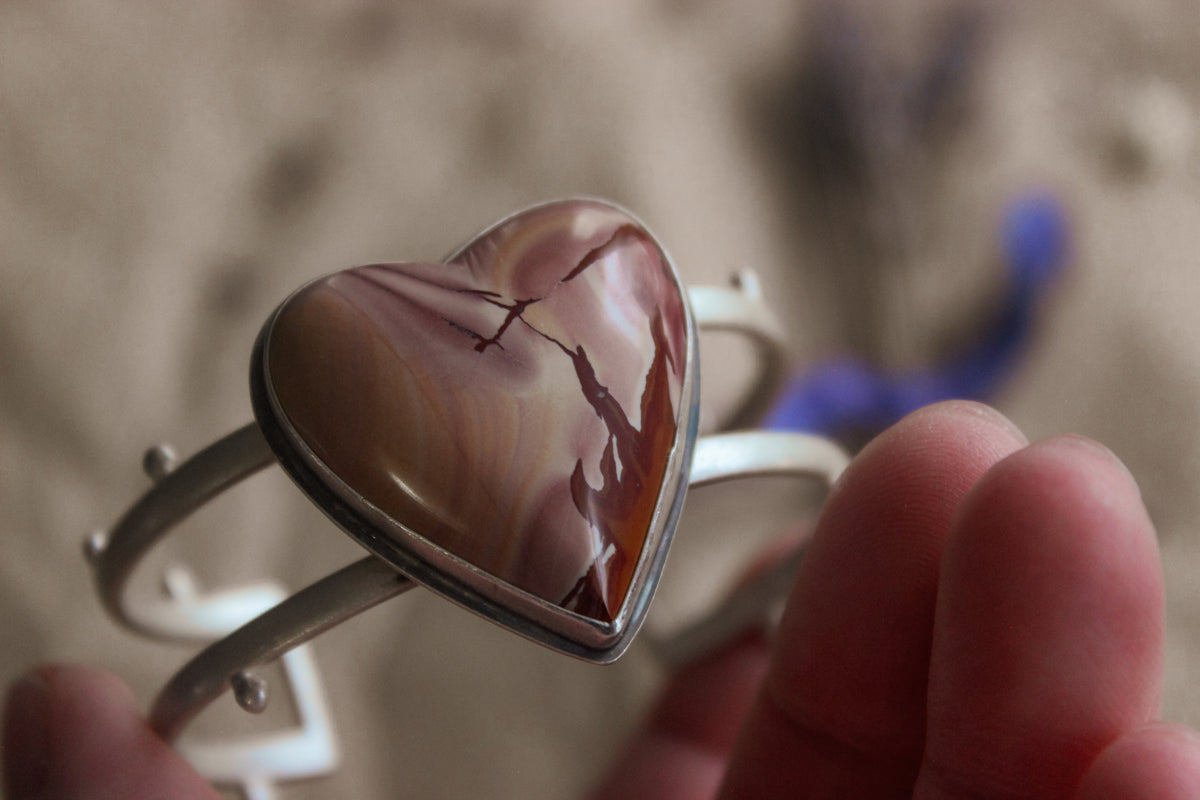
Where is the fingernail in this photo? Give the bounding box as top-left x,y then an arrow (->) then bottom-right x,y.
3,673 -> 50,799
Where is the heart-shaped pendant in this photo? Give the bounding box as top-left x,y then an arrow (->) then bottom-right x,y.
252,199 -> 698,660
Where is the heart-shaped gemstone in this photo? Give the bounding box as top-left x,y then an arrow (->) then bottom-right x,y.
263,200 -> 689,623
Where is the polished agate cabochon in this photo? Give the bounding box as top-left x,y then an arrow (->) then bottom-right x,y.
264,200 -> 689,623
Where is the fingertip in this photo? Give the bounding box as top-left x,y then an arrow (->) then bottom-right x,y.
5,665 -> 145,799
1075,724 -> 1200,800
820,401 -> 1028,510
1043,433 -> 1143,501
37,663 -> 142,727
906,400 -> 1030,448
810,401 -> 1031,601
922,433 -> 1164,797
5,664 -> 220,800
960,433 -> 1159,602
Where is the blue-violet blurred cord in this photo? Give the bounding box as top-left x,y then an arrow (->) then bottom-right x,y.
763,192 -> 1070,443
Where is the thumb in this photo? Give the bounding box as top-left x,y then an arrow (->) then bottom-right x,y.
3,664 -> 220,800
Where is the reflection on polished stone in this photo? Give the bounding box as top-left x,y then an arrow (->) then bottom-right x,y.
266,200 -> 688,622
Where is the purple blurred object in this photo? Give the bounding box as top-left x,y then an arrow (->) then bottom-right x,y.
763,192 -> 1069,442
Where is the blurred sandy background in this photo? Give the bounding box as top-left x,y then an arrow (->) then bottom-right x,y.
2,2 -> 1199,798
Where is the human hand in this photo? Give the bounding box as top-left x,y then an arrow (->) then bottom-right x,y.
6,402 -> 1200,799
590,401 -> 1200,799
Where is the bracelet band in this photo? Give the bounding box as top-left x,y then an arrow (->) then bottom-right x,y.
85,198 -> 849,797
125,427 -> 846,742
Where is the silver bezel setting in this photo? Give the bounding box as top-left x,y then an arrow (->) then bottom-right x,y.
250,198 -> 700,663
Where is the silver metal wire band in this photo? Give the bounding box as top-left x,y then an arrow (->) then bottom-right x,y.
138,429 -> 847,741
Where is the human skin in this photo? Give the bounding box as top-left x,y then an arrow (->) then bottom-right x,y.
6,402 -> 1200,799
